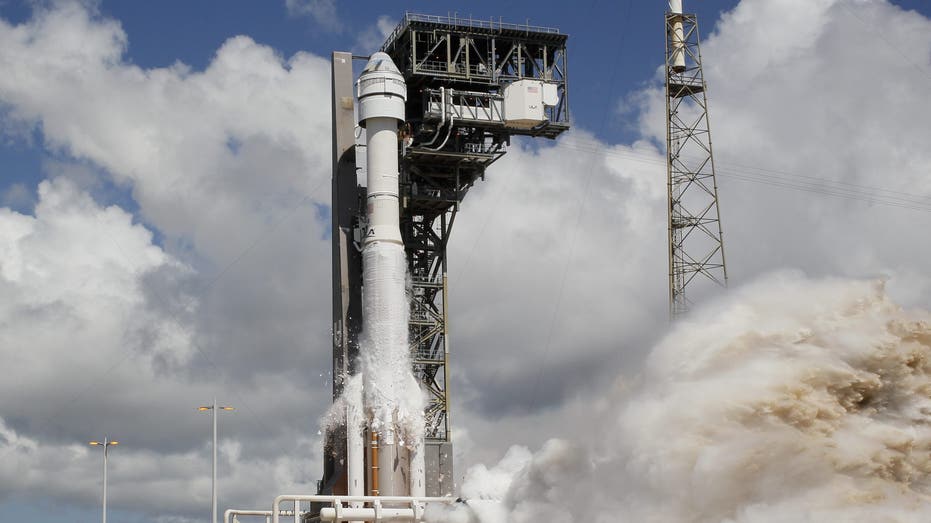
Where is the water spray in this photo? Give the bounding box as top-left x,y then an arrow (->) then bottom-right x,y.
355,51 -> 425,502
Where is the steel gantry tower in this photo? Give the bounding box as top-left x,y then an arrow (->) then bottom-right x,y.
323,13 -> 570,502
665,1 -> 727,318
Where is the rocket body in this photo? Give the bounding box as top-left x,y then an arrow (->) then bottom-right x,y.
358,51 -> 406,248
354,52 -> 425,500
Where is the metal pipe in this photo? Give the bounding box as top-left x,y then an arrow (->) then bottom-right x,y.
271,495 -> 454,523
320,506 -> 420,522
422,115 -> 455,151
439,87 -> 446,134
225,509 -> 291,523
420,87 -> 446,147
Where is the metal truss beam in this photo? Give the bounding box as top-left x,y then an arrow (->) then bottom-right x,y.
382,13 -> 570,135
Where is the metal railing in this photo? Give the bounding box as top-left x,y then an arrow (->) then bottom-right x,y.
382,12 -> 561,51
271,495 -> 457,523
225,509 -> 293,523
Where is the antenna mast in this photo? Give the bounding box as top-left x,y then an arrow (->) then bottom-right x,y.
664,0 -> 728,318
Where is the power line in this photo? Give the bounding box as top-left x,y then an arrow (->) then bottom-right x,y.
525,0 -> 636,413
554,138 -> 931,213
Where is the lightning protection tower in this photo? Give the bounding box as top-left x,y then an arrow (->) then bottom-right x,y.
665,0 -> 727,318
324,12 -> 570,504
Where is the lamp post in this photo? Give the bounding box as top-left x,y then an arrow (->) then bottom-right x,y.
88,437 -> 119,523
198,399 -> 233,523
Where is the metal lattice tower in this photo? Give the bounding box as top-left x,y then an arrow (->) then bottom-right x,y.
381,14 -> 568,451
324,13 -> 569,501
664,7 -> 727,318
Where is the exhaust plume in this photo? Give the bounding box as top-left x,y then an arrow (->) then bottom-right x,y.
429,272 -> 931,522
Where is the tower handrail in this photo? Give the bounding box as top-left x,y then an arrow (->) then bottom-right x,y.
382,12 -> 561,51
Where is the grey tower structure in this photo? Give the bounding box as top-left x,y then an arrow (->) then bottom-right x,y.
323,13 -> 570,502
665,3 -> 728,318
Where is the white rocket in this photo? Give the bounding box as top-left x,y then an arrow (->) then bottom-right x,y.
669,0 -> 686,72
358,52 -> 406,249
352,52 -> 426,502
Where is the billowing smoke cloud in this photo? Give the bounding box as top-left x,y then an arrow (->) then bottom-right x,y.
429,273 -> 931,522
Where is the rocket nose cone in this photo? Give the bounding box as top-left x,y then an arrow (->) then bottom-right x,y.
364,52 -> 401,74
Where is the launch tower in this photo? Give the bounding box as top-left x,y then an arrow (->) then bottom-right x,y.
324,13 -> 570,504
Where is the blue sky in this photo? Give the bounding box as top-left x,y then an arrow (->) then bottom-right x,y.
3,0 -> 930,216
0,0 -> 746,216
2,1 -> 931,521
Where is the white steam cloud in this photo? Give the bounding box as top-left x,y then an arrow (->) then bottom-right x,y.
429,273 -> 931,522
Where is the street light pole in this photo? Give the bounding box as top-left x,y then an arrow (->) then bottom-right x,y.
89,436 -> 119,523
104,438 -> 107,523
213,398 -> 217,523
199,399 -> 233,523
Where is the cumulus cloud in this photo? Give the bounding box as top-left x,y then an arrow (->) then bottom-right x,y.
0,3 -> 335,518
448,133 -> 667,418
0,0 -> 338,384
0,176 -> 325,517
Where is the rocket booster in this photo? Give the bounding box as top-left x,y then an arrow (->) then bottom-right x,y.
354,52 -> 426,501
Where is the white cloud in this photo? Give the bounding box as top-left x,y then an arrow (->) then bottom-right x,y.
285,0 -> 342,32
0,182 -> 34,210
0,5 -> 335,516
354,15 -> 397,53
0,4 -> 333,261
0,0 -> 337,387
0,178 -> 326,517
